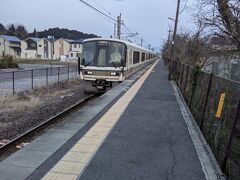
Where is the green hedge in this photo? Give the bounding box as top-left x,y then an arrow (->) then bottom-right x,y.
0,56 -> 19,69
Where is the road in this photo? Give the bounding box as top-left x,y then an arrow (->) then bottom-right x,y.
0,64 -> 79,95
0,64 -> 73,82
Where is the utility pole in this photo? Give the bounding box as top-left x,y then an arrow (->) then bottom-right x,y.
169,0 -> 181,79
167,29 -> 171,58
170,0 -> 181,60
141,38 -> 143,47
114,23 -> 117,38
148,44 -> 151,50
117,13 -> 121,39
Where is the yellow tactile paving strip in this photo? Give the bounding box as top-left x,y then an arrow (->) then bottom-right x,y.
42,60 -> 158,180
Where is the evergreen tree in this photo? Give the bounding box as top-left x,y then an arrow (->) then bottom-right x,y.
15,25 -> 28,39
33,28 -> 38,38
6,24 -> 16,36
0,23 -> 6,34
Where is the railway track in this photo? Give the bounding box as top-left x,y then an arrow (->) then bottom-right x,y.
0,61 -> 156,158
0,92 -> 100,156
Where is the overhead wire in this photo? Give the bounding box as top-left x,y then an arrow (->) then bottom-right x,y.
179,0 -> 189,14
78,0 -> 152,49
79,0 -> 116,22
88,0 -> 116,19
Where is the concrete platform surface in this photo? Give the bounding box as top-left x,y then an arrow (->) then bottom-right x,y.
0,60 -> 222,180
78,61 -> 211,180
0,64 -> 151,180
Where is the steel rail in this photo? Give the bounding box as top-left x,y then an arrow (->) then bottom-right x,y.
0,93 -> 100,155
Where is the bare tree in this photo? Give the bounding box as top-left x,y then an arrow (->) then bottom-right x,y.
195,0 -> 240,50
162,26 -> 213,67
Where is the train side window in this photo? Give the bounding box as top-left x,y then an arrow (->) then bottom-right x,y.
133,51 -> 140,64
142,53 -> 145,62
129,50 -> 133,65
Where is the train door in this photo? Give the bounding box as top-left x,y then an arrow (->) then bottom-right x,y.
97,46 -> 107,67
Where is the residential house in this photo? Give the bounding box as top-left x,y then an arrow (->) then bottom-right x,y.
209,36 -> 237,51
202,36 -> 240,81
21,37 -> 41,59
0,35 -> 21,58
53,38 -> 73,60
68,38 -> 85,61
39,38 -> 55,59
21,37 -> 54,59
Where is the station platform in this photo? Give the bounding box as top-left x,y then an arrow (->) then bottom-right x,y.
0,60 -> 222,180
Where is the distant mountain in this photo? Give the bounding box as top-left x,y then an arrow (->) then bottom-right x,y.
28,27 -> 98,40
0,23 -> 99,40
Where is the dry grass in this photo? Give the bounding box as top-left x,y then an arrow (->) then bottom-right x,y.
0,78 -> 96,140
14,58 -> 77,66
0,93 -> 41,114
0,79 -> 84,116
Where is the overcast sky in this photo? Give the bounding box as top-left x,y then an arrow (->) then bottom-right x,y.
0,0 -> 195,51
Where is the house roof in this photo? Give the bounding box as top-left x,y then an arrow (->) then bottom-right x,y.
0,35 -> 21,43
64,38 -> 75,43
47,38 -> 56,43
53,38 -> 75,44
209,36 -> 233,46
28,37 -> 42,43
70,38 -> 86,44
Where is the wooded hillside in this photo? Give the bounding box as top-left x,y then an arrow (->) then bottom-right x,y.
0,23 -> 98,40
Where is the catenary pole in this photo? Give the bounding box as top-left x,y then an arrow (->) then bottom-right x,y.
117,13 -> 122,39
169,0 -> 181,79
167,29 -> 171,58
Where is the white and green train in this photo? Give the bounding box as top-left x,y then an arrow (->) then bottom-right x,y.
79,38 -> 156,90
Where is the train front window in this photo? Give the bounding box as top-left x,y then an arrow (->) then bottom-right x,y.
82,40 -> 126,67
81,41 -> 96,66
108,42 -> 125,67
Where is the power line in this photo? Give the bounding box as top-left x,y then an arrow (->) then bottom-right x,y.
179,0 -> 188,14
89,0 -> 116,19
78,0 -> 153,50
79,0 -> 116,22
122,24 -> 134,34
79,0 -> 137,39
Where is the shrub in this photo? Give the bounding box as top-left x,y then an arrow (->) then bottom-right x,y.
0,55 -> 19,69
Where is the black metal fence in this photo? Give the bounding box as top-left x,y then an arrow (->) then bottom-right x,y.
0,66 -> 79,95
168,59 -> 240,180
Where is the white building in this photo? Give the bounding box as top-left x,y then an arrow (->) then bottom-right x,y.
21,37 -> 55,59
0,35 -> 21,58
68,39 -> 85,61
53,38 -> 86,61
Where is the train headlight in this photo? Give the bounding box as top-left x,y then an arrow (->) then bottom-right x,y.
85,71 -> 93,75
110,72 -> 120,76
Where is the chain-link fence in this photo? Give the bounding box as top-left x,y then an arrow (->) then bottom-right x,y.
0,66 -> 79,96
169,59 -> 240,180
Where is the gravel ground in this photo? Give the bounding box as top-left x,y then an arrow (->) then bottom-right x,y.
0,79 -> 97,140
